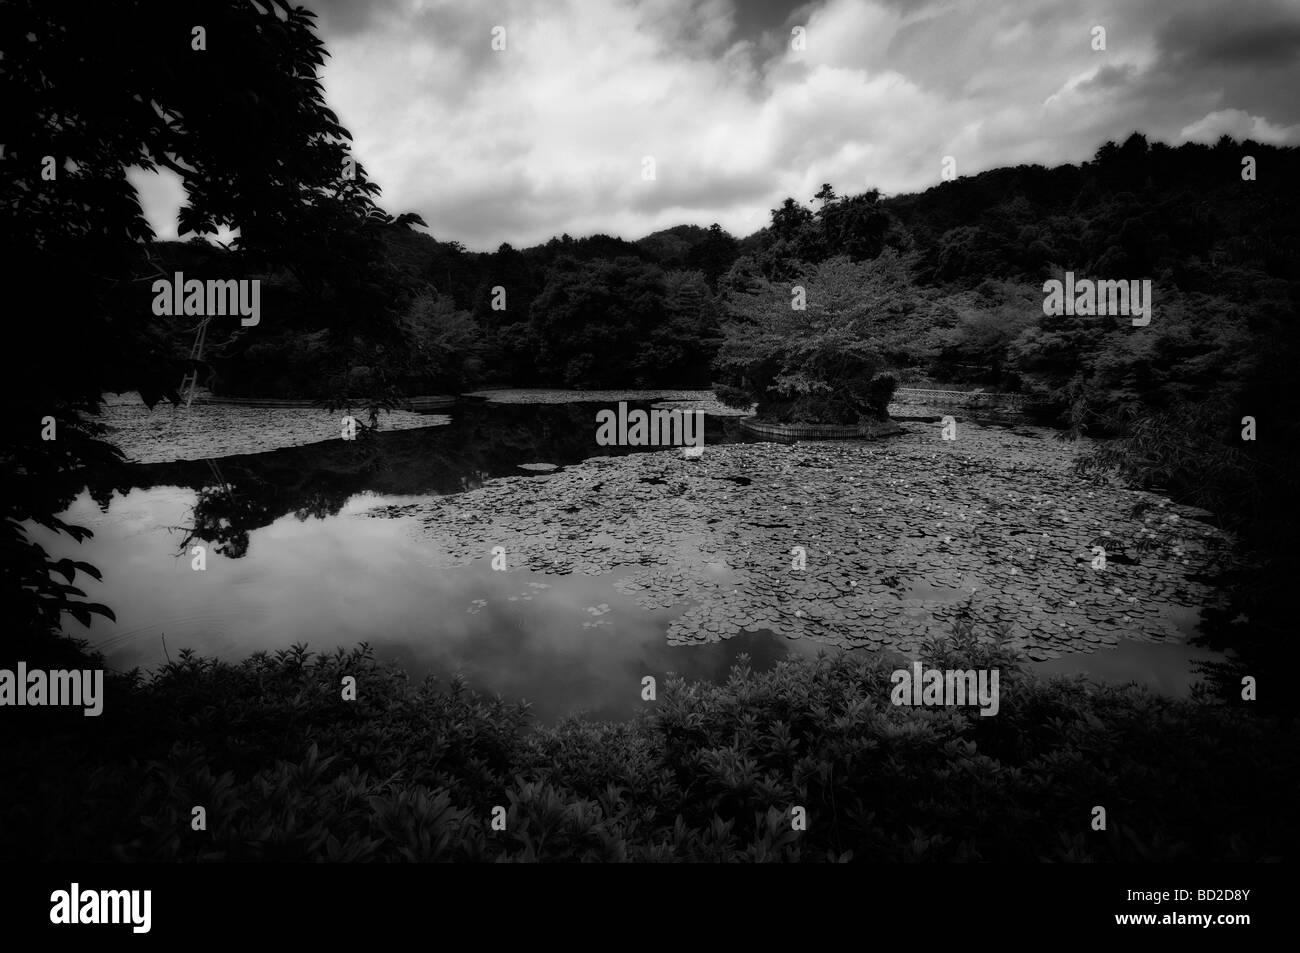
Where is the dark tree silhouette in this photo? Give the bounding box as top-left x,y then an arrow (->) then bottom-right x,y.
0,0 -> 423,648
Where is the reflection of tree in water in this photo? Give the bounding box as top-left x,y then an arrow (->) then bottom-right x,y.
99,402 -> 757,559
165,450 -> 373,560
179,484 -> 255,559
457,468 -> 492,494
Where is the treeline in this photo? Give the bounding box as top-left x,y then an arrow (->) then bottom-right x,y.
715,134 -> 1299,427
150,224 -> 737,397
163,134 -> 1298,432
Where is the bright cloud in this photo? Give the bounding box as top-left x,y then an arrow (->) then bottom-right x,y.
135,0 -> 1300,249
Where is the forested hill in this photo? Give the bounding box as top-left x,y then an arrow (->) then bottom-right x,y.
884,133 -> 1300,288
144,132 -> 1297,403
403,132 -> 1300,294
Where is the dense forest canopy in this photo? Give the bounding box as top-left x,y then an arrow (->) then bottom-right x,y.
136,134 -> 1297,422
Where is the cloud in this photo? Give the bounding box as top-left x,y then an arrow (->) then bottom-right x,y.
298,0 -> 406,37
1073,63 -> 1139,94
1155,0 -> 1300,68
130,0 -> 1300,250
1178,108 -> 1300,145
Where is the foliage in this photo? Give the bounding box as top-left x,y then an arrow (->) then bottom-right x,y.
1,0 -> 423,644
396,293 -> 485,393
4,626 -> 1294,862
526,257 -> 718,388
713,253 -> 937,423
1075,398 -> 1300,715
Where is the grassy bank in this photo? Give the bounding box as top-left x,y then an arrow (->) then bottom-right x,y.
4,624 -> 1293,863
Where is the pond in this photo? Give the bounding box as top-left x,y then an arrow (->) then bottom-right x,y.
33,395 -> 1227,724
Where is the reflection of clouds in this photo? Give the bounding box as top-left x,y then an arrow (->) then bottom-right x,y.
44,482 -> 1220,727
1030,639 -> 1224,700
56,489 -> 834,724
109,473 -> 1228,710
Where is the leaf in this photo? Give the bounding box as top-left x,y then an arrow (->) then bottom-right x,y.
85,603 -> 117,621
73,561 -> 103,581
51,558 -> 77,582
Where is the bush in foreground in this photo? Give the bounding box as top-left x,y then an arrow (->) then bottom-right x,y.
2,627 -> 1294,862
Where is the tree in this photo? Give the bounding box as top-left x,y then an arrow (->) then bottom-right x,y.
401,293 -> 484,392
684,224 -> 740,287
528,257 -> 669,387
819,191 -> 905,262
932,282 -> 1039,387
814,183 -> 838,207
770,197 -> 815,242
637,270 -> 720,386
1,0 -> 423,648
713,255 -> 929,424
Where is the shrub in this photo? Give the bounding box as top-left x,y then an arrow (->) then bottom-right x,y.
3,628 -> 1294,862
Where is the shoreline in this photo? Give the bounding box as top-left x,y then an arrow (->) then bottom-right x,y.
89,391 -> 450,465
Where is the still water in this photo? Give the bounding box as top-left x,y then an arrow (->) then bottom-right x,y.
34,399 -> 1221,723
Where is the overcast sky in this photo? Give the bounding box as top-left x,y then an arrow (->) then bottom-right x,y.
134,0 -> 1300,251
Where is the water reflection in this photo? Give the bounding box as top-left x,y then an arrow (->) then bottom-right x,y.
87,400 -> 756,561
36,487 -> 821,724
35,399 -> 1221,719
1029,606 -> 1221,700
